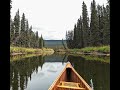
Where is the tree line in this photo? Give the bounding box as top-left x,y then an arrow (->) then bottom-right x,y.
10,1 -> 44,48
66,0 -> 110,49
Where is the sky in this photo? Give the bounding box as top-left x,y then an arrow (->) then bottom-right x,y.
11,0 -> 107,40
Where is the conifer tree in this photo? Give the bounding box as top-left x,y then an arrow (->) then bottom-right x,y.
103,5 -> 110,45
97,5 -> 105,45
25,19 -> 29,47
82,1 -> 89,47
39,35 -> 44,48
73,24 -> 77,48
76,19 -> 81,48
10,18 -> 15,45
35,31 -> 39,48
28,26 -> 32,47
90,0 -> 100,46
66,30 -> 74,49
20,13 -> 26,47
14,9 -> 20,46
79,16 -> 84,48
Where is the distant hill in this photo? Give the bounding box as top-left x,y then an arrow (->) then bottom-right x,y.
44,40 -> 67,49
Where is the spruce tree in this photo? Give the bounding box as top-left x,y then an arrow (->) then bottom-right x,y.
73,24 -> 77,48
10,18 -> 15,45
79,16 -> 84,48
25,19 -> 29,47
14,9 -> 20,46
82,1 -> 89,47
105,0 -> 110,45
39,35 -> 44,49
66,30 -> 74,49
90,0 -> 100,46
28,26 -> 32,47
76,18 -> 83,48
103,5 -> 110,45
76,19 -> 81,48
35,31 -> 39,48
20,13 -> 26,47
97,5 -> 105,45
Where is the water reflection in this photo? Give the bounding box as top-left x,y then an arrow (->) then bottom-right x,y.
10,56 -> 44,90
10,54 -> 110,90
68,55 -> 110,90
10,55 -> 66,90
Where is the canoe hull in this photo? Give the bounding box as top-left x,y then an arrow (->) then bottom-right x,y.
48,62 -> 92,90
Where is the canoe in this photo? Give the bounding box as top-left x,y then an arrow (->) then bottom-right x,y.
48,62 -> 92,90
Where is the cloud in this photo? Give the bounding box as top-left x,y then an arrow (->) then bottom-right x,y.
32,27 -> 44,30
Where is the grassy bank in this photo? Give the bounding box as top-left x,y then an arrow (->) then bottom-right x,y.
80,45 -> 110,53
10,46 -> 54,55
56,45 -> 110,56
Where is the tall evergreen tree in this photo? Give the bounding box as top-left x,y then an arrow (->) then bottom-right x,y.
28,26 -> 32,47
20,13 -> 26,47
39,35 -> 44,48
76,19 -> 81,48
76,17 -> 83,48
90,0 -> 100,46
14,9 -> 20,46
10,18 -> 15,45
79,16 -> 84,48
66,30 -> 74,49
35,31 -> 39,48
73,24 -> 77,48
82,1 -> 89,47
25,19 -> 29,47
102,5 -> 110,45
97,5 -> 103,45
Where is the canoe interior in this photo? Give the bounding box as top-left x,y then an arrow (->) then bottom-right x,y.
48,62 -> 92,90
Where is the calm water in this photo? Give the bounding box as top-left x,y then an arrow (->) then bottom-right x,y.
10,54 -> 110,90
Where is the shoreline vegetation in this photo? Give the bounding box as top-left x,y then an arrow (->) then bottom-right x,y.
10,46 -> 54,56
10,46 -> 110,63
55,45 -> 110,56
10,45 -> 110,56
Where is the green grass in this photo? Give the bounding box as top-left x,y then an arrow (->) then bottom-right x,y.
69,45 -> 110,53
10,46 -> 55,55
10,46 -> 43,54
80,45 -> 110,53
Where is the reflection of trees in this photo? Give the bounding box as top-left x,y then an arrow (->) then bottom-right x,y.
68,55 -> 110,90
10,55 -> 44,90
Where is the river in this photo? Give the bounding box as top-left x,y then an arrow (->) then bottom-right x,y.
10,54 -> 110,90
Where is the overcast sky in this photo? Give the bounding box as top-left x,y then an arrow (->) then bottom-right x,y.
11,0 -> 107,40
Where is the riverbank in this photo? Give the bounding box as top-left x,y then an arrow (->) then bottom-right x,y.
10,46 -> 54,56
55,45 -> 110,56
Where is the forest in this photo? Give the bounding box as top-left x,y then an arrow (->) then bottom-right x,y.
10,0 -> 44,48
66,0 -> 110,49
